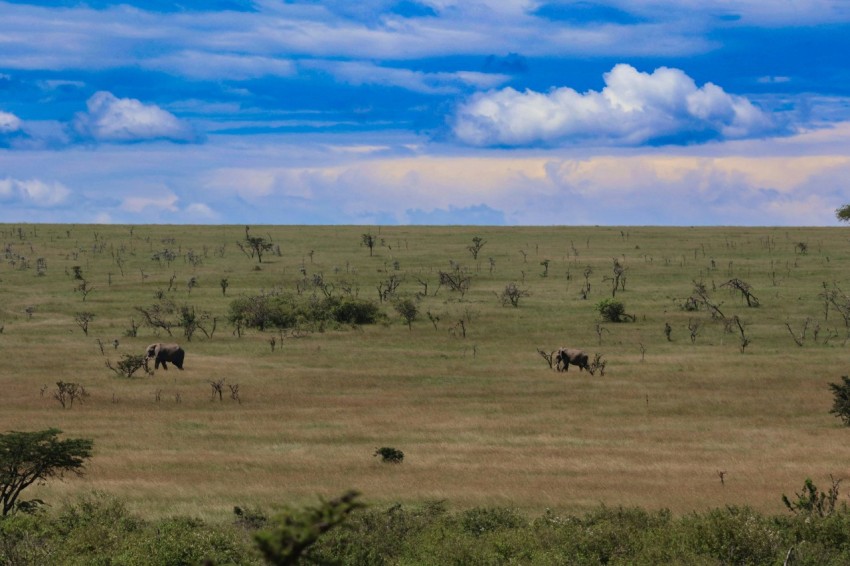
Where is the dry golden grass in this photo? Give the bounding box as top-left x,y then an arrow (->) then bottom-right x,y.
2,224 -> 850,521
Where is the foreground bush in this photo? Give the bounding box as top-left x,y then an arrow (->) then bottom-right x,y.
5,493 -> 850,565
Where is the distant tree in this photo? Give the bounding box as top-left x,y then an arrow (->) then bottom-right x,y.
499,282 -> 529,307
73,311 -> 95,336
467,236 -> 486,260
135,298 -> 178,336
238,226 -> 274,263
361,233 -> 376,256
0,428 -> 93,516
836,204 -> 850,223
438,266 -> 472,298
721,278 -> 759,307
74,279 -> 94,301
394,298 -> 418,330
52,381 -> 89,409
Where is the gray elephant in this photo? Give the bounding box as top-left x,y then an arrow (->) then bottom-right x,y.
555,347 -> 589,372
145,342 -> 185,370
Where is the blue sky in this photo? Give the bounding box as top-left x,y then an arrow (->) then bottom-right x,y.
1,0 -> 849,225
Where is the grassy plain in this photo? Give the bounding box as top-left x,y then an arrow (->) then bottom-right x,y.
1,224 -> 849,521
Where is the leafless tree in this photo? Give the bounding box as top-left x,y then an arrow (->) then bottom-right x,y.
53,381 -> 88,409
229,384 -> 241,404
135,299 -> 178,336
210,379 -> 225,402
688,319 -> 701,343
721,278 -> 759,307
438,266 -> 471,298
603,258 -> 627,297
415,276 -> 430,297
537,348 -> 555,369
426,310 -> 440,330
688,279 -> 726,319
733,315 -> 751,353
784,317 -> 811,347
376,274 -> 403,303
74,279 -> 94,301
588,353 -> 607,376
74,312 -> 95,336
595,322 -> 610,345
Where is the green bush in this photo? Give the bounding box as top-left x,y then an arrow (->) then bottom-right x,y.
116,516 -> 254,566
829,376 -> 850,426
13,495 -> 850,565
681,506 -> 783,566
332,297 -> 383,325
229,293 -> 382,331
459,506 -> 525,537
595,298 -> 629,322
374,447 -> 404,463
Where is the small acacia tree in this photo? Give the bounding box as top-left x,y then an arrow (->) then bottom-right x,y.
0,428 -> 93,515
499,282 -> 529,307
829,376 -> 850,426
467,236 -> 486,260
394,297 -> 418,330
106,354 -> 150,378
836,204 -> 850,223
238,226 -> 274,263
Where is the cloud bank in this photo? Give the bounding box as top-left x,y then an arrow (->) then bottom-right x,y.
453,64 -> 780,146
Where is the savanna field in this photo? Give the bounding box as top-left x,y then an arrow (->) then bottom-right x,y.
3,223 -> 850,563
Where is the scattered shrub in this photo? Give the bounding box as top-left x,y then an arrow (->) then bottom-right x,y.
374,447 -> 404,463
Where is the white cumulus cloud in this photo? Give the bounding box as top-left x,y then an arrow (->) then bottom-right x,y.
0,177 -> 70,206
0,111 -> 22,133
453,64 -> 779,146
73,91 -> 196,143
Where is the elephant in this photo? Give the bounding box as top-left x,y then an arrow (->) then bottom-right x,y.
555,348 -> 589,372
145,343 -> 185,370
